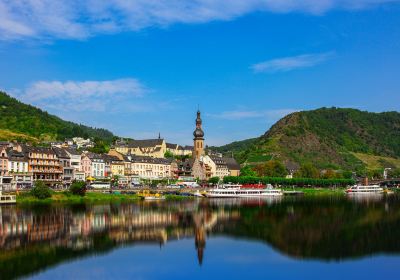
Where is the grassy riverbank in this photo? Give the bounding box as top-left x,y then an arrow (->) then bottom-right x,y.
17,191 -> 141,204
283,187 -> 346,196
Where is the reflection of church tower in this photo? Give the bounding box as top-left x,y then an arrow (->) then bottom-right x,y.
193,110 -> 205,160
193,211 -> 207,266
195,228 -> 206,266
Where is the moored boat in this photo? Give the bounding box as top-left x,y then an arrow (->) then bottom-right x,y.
139,190 -> 166,200
205,184 -> 283,198
345,185 -> 384,194
144,195 -> 166,200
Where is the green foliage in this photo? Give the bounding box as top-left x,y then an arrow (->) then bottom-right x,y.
30,181 -> 52,199
88,138 -> 110,154
223,176 -> 355,188
208,177 -> 220,184
240,165 -> 257,177
69,181 -> 86,196
164,150 -> 174,159
342,170 -> 354,179
389,168 -> 400,178
0,91 -> 114,143
253,160 -> 287,177
295,163 -> 320,179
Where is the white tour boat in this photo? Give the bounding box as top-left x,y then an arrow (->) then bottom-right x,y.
345,185 -> 384,194
205,184 -> 283,198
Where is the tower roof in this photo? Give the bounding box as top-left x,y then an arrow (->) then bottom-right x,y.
193,110 -> 204,139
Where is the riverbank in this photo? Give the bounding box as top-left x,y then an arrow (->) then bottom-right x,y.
283,187 -> 346,196
16,191 -> 141,204
14,187 -> 397,204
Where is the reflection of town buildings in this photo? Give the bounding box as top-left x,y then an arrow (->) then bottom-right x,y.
0,202 -> 239,265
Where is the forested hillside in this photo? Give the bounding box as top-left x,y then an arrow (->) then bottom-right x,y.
215,107 -> 400,174
0,91 -> 115,143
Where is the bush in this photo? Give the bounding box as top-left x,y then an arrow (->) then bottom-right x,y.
69,181 -> 87,196
208,177 -> 220,185
30,181 -> 52,199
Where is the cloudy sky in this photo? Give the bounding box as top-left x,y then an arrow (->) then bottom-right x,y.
1,0 -> 399,145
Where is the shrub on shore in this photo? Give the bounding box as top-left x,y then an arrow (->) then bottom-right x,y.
30,181 -> 52,199
69,181 -> 87,196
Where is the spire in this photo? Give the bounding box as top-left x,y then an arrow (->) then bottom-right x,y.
193,110 -> 204,139
158,132 -> 161,139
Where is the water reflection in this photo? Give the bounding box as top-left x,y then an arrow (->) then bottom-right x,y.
1,195 -> 400,279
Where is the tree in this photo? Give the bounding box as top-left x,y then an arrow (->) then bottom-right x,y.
295,163 -> 320,179
251,161 -> 287,177
240,165 -> 257,177
342,170 -> 354,179
323,169 -> 336,179
208,177 -> 220,185
88,138 -> 109,154
164,150 -> 174,159
69,181 -> 86,196
111,175 -> 119,187
30,181 -> 52,199
263,160 -> 287,177
389,168 -> 400,178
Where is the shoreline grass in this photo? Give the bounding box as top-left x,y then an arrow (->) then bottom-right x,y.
17,191 -> 141,205
283,187 -> 346,196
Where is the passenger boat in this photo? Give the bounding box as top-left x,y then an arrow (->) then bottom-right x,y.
205,184 -> 283,198
0,190 -> 16,204
345,185 -> 384,194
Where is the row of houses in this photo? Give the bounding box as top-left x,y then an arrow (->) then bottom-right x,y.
0,134 -> 241,190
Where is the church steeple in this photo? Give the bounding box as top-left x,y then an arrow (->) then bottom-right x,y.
193,110 -> 205,159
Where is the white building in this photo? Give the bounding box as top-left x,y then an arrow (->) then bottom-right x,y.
88,153 -> 105,179
200,155 -> 232,179
64,148 -> 82,171
7,148 -> 33,189
130,155 -> 172,179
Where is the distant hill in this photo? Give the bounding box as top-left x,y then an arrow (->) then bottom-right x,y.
0,91 -> 115,143
214,107 -> 400,171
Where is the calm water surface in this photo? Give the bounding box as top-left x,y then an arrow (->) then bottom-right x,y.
1,195 -> 400,279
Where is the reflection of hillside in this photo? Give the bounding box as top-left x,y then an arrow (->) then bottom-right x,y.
225,197 -> 400,260
1,196 -> 400,279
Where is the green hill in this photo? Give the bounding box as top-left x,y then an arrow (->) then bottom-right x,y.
0,91 -> 115,143
215,107 -> 400,172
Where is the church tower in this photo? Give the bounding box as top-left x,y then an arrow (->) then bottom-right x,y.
193,110 -> 205,159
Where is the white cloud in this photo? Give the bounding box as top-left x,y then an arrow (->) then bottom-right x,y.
12,78 -> 148,112
0,0 -> 398,40
208,109 -> 299,120
251,52 -> 333,73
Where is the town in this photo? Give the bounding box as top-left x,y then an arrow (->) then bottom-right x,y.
0,111 -> 240,191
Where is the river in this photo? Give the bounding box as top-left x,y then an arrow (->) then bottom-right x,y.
1,195 -> 399,279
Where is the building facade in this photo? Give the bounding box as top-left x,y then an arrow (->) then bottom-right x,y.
64,148 -> 82,172
0,145 -> 9,176
7,148 -> 33,189
87,153 -> 105,179
53,147 -> 74,185
130,156 -> 172,179
26,146 -> 63,185
113,138 -> 167,158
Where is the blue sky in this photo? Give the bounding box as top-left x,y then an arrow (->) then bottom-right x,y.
0,1 -> 399,146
